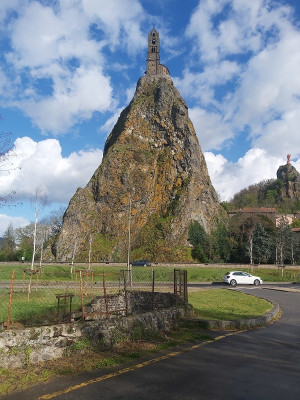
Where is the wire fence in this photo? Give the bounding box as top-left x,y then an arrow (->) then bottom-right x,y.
0,266 -> 188,329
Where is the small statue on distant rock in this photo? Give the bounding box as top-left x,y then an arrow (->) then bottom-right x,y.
287,154 -> 291,164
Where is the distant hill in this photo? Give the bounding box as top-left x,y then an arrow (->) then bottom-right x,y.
223,160 -> 300,214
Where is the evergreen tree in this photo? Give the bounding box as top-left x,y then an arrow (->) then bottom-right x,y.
291,230 -> 300,264
0,223 -> 16,260
188,221 -> 210,263
228,214 -> 275,263
253,223 -> 273,264
211,223 -> 232,262
2,223 -> 15,251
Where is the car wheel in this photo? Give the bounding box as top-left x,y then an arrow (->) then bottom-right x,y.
254,279 -> 260,286
230,279 -> 237,286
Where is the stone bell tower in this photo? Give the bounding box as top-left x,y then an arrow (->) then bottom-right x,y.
146,27 -> 169,76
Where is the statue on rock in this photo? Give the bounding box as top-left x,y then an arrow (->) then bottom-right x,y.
277,154 -> 300,199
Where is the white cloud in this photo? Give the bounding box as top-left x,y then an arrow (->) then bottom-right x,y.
228,31 -> 300,157
82,0 -> 146,53
185,0 -> 292,63
0,137 -> 103,204
0,0 -> 147,134
0,0 -> 23,24
7,1 -> 104,69
0,214 -> 29,237
174,61 -> 240,106
189,108 -> 233,151
205,149 -> 287,201
183,0 -> 300,166
19,66 -> 113,133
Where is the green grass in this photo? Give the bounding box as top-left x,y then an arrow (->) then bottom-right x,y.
1,263 -> 299,283
0,264 -> 124,282
0,289 -> 90,326
0,287 -> 273,395
188,289 -> 272,320
0,262 -> 295,325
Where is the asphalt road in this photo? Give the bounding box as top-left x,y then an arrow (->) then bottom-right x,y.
3,287 -> 300,400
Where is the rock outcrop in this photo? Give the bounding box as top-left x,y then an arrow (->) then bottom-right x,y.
277,162 -> 300,199
52,74 -> 226,262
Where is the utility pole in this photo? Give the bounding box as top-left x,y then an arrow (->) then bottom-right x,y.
127,198 -> 132,287
127,198 -> 132,269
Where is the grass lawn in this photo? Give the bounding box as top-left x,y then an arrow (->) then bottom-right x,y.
0,289 -> 86,326
188,289 -> 272,320
0,288 -> 274,395
0,262 -> 291,326
1,263 -> 299,283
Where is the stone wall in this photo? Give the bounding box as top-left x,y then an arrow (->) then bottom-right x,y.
90,291 -> 179,317
0,292 -> 192,369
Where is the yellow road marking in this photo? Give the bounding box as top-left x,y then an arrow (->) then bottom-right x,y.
38,330 -> 245,400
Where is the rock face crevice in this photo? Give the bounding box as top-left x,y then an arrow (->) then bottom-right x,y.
52,75 -> 226,261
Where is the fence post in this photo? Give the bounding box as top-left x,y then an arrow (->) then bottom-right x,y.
35,270 -> 39,292
152,269 -> 155,311
22,271 -> 25,292
6,271 -> 15,330
183,269 -> 188,303
103,272 -> 110,318
74,272 -> 78,295
179,269 -> 182,297
123,270 -> 129,317
27,271 -> 32,302
79,271 -> 85,320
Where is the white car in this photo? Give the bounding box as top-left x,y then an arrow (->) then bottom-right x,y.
223,271 -> 263,286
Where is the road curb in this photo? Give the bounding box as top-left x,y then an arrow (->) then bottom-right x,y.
184,300 -> 280,331
263,286 -> 300,293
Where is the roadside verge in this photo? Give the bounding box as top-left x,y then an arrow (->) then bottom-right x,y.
184,300 -> 280,330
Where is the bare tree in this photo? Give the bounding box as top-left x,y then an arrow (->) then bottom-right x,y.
45,206 -> 66,236
246,227 -> 255,268
276,217 -> 292,274
30,186 -> 47,270
37,221 -> 52,268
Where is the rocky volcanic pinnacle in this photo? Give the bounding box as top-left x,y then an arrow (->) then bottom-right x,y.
277,162 -> 300,199
52,74 -> 226,262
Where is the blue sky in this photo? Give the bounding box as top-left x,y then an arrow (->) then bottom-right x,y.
0,0 -> 300,235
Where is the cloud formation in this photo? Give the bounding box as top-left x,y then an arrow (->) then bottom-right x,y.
204,149 -> 286,201
179,0 -> 300,198
0,0 -> 299,217
0,137 -> 103,204
0,214 -> 29,237
0,0 -> 146,134
182,0 -> 300,149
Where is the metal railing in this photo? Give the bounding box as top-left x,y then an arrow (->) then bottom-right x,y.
1,267 -> 188,329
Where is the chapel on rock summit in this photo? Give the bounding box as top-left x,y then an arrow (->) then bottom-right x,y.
146,27 -> 170,76
50,28 -> 225,262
